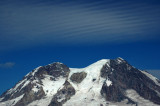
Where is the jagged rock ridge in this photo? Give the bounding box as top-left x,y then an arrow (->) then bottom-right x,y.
0,58 -> 160,106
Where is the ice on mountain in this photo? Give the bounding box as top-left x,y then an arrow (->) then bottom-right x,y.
64,59 -> 109,106
32,66 -> 42,76
6,78 -> 28,95
57,94 -> 66,102
0,94 -> 24,106
126,89 -> 159,106
41,75 -> 65,96
20,80 -> 30,90
106,78 -> 112,87
32,86 -> 39,93
0,97 -> 4,102
28,96 -> 53,106
141,71 -> 160,87
1,58 -> 160,106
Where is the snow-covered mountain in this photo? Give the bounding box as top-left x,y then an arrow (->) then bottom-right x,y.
0,57 -> 160,106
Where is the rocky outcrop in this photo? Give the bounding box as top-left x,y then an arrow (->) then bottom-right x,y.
100,58 -> 160,105
45,63 -> 70,78
34,62 -> 70,79
1,81 -> 36,102
1,58 -> 160,106
15,87 -> 45,106
0,62 -> 70,106
49,81 -> 75,106
70,72 -> 87,83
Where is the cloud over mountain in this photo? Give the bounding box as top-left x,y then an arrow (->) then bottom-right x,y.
0,0 -> 160,50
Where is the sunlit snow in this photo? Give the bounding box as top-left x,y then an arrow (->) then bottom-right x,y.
141,71 -> 160,87
41,75 -> 66,96
1,59 -> 160,106
106,78 -> 112,87
126,89 -> 159,106
0,94 -> 24,106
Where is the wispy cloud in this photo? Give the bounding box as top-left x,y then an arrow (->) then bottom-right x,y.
0,62 -> 15,68
0,0 -> 160,50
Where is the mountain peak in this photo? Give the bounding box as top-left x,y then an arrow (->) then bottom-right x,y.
117,57 -> 124,60
86,59 -> 109,67
115,57 -> 127,63
0,58 -> 160,106
49,62 -> 63,65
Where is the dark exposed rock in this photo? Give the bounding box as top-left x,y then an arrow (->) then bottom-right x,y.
92,78 -> 96,82
45,62 -> 70,78
1,81 -> 34,102
101,83 -> 126,102
157,79 -> 160,83
101,83 -> 136,104
100,58 -> 160,105
34,67 -> 48,79
34,62 -> 70,79
1,81 -> 45,106
49,81 -> 75,106
15,86 -> 45,106
0,62 -> 70,105
49,100 -> 62,106
0,81 -> 45,105
1,58 -> 160,106
70,72 -> 87,83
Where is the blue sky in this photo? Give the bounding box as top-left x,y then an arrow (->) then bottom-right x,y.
0,0 -> 160,95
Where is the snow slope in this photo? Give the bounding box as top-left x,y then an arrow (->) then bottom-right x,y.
0,94 -> 24,106
126,89 -> 159,106
1,58 -> 160,106
65,59 -> 109,106
141,71 -> 160,87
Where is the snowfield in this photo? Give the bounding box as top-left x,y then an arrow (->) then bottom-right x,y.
0,59 -> 160,106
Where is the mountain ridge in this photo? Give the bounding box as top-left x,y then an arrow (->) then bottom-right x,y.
0,58 -> 160,106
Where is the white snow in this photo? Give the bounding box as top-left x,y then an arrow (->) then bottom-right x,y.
20,80 -> 30,90
28,74 -> 66,105
41,75 -> 66,96
48,62 -> 63,66
117,57 -> 124,64
6,78 -> 28,95
0,94 -> 24,106
6,66 -> 41,95
31,66 -> 41,76
117,60 -> 122,64
126,89 -> 159,106
63,96 -> 107,106
32,86 -> 39,93
14,79 -> 27,90
57,95 -> 66,102
64,59 -> 110,106
2,59 -> 160,106
141,71 -> 160,87
27,96 -> 53,106
6,66 -> 42,95
106,78 -> 112,86
25,66 -> 41,78
69,59 -> 109,90
0,97 -> 4,102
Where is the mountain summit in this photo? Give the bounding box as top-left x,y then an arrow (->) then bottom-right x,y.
0,58 -> 160,106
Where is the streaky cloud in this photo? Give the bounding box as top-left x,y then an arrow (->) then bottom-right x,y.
0,62 -> 15,68
0,0 -> 160,50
